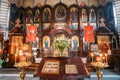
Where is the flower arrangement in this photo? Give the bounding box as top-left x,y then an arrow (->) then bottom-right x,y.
54,35 -> 70,56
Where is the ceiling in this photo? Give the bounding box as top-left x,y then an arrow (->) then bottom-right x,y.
22,0 -> 99,8
8,0 -> 112,8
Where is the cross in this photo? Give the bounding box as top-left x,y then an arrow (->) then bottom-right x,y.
99,17 -> 105,27
15,18 -> 21,27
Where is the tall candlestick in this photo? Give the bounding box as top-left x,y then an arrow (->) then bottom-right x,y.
105,54 -> 108,64
91,53 -> 94,62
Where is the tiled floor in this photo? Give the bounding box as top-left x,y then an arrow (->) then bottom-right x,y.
0,69 -> 120,80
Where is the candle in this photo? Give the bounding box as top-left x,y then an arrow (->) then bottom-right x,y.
105,53 -> 108,64
91,53 -> 94,62
102,56 -> 105,63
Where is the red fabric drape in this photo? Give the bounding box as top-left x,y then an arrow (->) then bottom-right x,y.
84,26 -> 94,43
26,25 -> 37,42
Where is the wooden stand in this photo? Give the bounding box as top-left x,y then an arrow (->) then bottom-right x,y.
34,57 -> 90,80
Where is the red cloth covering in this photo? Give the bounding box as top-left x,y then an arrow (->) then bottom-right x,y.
26,25 -> 37,42
84,26 -> 94,43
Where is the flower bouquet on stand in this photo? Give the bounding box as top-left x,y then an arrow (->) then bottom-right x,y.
54,35 -> 70,56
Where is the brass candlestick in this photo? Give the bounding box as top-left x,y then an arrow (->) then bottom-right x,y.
14,62 -> 31,80
91,62 -> 108,80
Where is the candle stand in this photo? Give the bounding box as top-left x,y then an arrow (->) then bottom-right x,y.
91,62 -> 108,80
14,49 -> 32,80
14,62 -> 31,80
91,53 -> 109,80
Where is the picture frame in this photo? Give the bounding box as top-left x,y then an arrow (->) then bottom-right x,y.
43,8 -> 51,22
97,35 -> 110,54
10,35 -> 23,54
41,60 -> 60,74
90,9 -> 96,23
82,9 -> 88,23
55,6 -> 66,22
70,7 -> 78,22
90,44 -> 98,52
34,9 -> 40,23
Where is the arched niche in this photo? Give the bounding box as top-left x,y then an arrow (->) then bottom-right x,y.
25,7 -> 33,24
33,7 -> 41,23
54,2 -> 68,23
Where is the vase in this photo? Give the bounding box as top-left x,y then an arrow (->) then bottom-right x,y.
60,50 -> 64,57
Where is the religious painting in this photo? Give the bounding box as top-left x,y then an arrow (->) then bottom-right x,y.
83,42 -> 89,51
34,9 -> 40,23
43,23 -> 51,29
22,43 -> 31,52
10,36 -> 23,54
26,10 -> 33,24
90,9 -> 96,23
43,8 -> 51,22
41,60 -> 60,74
53,34 -> 68,57
32,37 -> 39,49
70,7 -> 78,22
97,36 -> 110,54
42,36 -> 50,50
55,6 -> 66,22
71,36 -> 79,51
112,35 -> 118,49
90,44 -> 98,52
70,23 -> 78,30
82,9 -> 88,23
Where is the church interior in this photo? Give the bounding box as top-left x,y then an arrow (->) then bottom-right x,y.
0,0 -> 120,80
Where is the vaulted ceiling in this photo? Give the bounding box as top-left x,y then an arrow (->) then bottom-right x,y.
8,0 -> 112,8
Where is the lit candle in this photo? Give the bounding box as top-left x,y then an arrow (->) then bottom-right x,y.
102,56 -> 105,63
105,53 -> 108,64
91,53 -> 94,62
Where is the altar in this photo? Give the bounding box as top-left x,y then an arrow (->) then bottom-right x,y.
34,57 -> 90,80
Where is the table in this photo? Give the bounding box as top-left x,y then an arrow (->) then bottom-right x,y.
34,57 -> 90,80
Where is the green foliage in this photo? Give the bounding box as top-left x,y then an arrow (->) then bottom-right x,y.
54,37 -> 69,55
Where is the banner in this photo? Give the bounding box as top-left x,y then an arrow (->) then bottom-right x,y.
84,26 -> 94,43
26,25 -> 37,42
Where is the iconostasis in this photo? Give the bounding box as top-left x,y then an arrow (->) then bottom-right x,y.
8,2 -> 115,57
